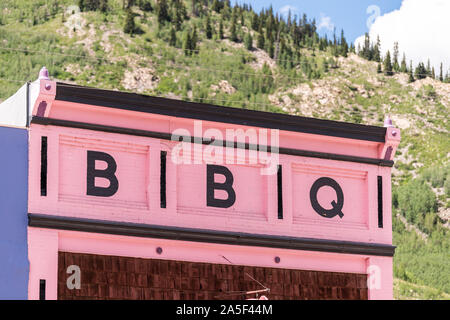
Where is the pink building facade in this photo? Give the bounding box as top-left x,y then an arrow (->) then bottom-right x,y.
24,78 -> 400,300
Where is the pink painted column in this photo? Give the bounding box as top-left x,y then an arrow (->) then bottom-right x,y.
27,228 -> 59,300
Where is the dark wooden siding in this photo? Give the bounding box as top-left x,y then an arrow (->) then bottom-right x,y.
58,252 -> 368,300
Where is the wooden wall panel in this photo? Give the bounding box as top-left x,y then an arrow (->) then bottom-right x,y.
58,252 -> 367,300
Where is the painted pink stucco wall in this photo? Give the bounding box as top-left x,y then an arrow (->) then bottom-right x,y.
27,80 -> 399,300
28,227 -> 393,300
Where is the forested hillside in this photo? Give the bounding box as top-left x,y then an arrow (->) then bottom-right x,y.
0,0 -> 448,299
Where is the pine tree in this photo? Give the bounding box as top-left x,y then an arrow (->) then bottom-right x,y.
408,61 -> 415,82
219,19 -> 224,39
172,0 -> 186,30
373,36 -> 381,62
205,16 -> 212,39
139,0 -> 152,12
123,9 -> 135,34
415,62 -> 427,79
183,32 -> 192,56
191,27 -> 198,52
361,33 -> 372,60
257,25 -> 265,49
244,32 -> 253,50
169,27 -> 177,47
393,42 -> 399,71
99,0 -> 108,12
230,13 -> 238,42
251,12 -> 258,30
221,1 -> 230,20
191,0 -> 197,16
156,0 -> 169,25
340,29 -> 348,57
439,63 -> 444,82
79,0 -> 86,11
400,53 -> 407,73
267,38 -> 274,58
212,0 -> 221,12
377,63 -> 382,74
123,0 -> 135,9
384,51 -> 393,76
426,59 -> 431,77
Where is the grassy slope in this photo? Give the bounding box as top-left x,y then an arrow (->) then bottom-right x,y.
0,0 -> 448,299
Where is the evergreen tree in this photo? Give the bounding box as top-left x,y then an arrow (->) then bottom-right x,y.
267,38 -> 274,58
373,36 -> 381,62
384,50 -> 393,76
426,59 -> 431,77
323,59 -> 329,73
251,12 -> 259,30
156,0 -> 169,25
257,25 -> 265,49
221,1 -> 230,20
400,53 -> 407,73
78,0 -> 85,12
219,19 -> 224,39
123,9 -> 135,34
205,16 -> 212,39
79,0 -> 109,11
230,13 -> 238,42
191,0 -> 197,16
123,0 -> 135,9
361,33 -> 372,60
244,32 -> 253,50
340,29 -> 348,57
377,63 -> 382,74
172,0 -> 186,30
408,61 -> 415,82
415,62 -> 427,79
183,32 -> 192,55
139,0 -> 152,12
169,27 -> 177,47
318,38 -> 326,51
191,27 -> 198,52
439,63 -> 444,82
393,42 -> 399,71
99,0 -> 108,12
212,0 -> 221,13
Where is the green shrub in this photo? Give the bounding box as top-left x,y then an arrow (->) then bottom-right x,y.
397,179 -> 438,224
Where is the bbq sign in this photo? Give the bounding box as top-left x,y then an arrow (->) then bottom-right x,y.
30,119 -> 379,243
84,149 -> 345,219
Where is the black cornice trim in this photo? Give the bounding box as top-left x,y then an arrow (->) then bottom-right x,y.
28,213 -> 396,257
31,117 -> 394,167
55,82 -> 387,143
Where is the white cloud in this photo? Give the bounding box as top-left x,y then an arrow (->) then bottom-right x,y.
279,5 -> 299,19
355,0 -> 450,75
318,13 -> 334,32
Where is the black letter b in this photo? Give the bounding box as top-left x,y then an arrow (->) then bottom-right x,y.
86,151 -> 119,197
207,165 -> 236,208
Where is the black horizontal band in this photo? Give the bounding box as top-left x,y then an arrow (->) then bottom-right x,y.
31,117 -> 393,167
55,82 -> 387,143
28,213 -> 396,257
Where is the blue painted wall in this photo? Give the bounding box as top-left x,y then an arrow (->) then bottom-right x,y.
0,126 -> 29,299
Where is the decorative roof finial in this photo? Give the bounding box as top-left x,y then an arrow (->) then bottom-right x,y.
38,66 -> 50,80
384,115 -> 394,128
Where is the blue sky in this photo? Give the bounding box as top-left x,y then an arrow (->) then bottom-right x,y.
241,0 -> 402,43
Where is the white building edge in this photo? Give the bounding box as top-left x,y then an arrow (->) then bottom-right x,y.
0,67 -> 49,128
